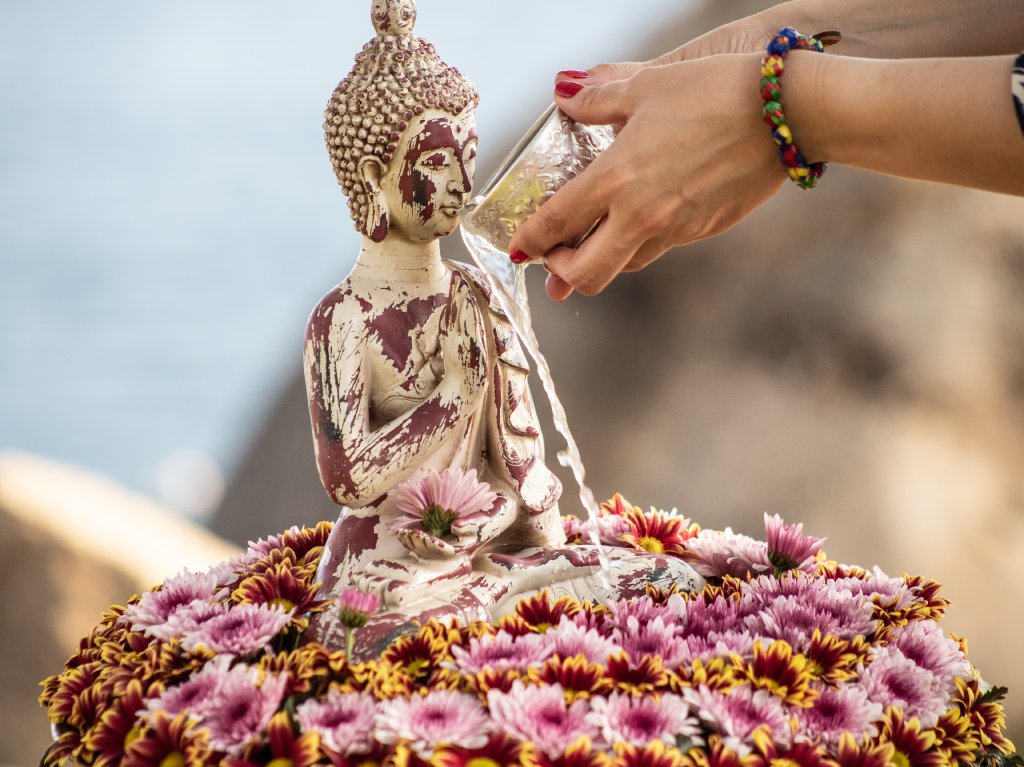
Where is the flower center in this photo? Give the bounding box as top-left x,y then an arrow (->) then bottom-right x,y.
769,550 -> 799,572
421,505 -> 458,538
123,727 -> 143,749
467,759 -> 501,767
892,752 -> 911,767
158,753 -> 186,767
267,760 -> 294,767
638,536 -> 666,554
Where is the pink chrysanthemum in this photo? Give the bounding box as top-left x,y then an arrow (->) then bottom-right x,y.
389,468 -> 498,539
147,655 -> 233,718
795,684 -> 883,746
450,630 -> 552,674
199,664 -> 288,755
888,621 -> 971,694
146,600 -> 228,642
487,681 -> 597,758
682,529 -> 772,579
744,591 -> 876,651
245,525 -> 304,559
614,615 -> 688,669
683,685 -> 793,754
764,513 -> 826,572
338,588 -> 380,629
181,603 -> 293,656
679,593 -> 750,639
608,595 -> 685,633
120,568 -> 225,631
563,513 -> 632,547
296,689 -> 377,755
547,616 -> 622,664
375,691 -> 490,758
859,645 -> 948,728
828,567 -> 915,608
588,692 -> 701,748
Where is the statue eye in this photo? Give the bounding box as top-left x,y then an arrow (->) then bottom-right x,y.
421,152 -> 449,169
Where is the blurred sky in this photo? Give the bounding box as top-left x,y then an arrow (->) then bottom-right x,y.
0,0 -> 696,517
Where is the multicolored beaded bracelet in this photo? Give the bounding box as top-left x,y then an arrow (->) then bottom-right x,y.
761,27 -> 838,189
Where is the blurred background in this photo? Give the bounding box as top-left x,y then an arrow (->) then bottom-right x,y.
3,0 -> 1023,762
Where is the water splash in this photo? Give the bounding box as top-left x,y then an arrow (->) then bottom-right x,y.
461,220 -> 612,590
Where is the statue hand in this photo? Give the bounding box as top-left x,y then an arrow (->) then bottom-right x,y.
439,284 -> 487,400
394,527 -> 465,560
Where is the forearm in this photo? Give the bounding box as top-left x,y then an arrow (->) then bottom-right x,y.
762,0 -> 1024,58
785,52 -> 1024,195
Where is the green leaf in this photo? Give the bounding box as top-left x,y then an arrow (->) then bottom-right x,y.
978,685 -> 1009,705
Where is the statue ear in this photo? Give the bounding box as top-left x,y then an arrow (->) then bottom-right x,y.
359,156 -> 389,242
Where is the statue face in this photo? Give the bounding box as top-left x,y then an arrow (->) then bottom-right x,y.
378,107 -> 478,242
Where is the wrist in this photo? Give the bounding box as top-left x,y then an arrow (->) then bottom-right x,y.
778,49 -> 832,164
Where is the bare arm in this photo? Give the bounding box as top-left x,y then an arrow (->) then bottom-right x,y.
788,52 -> 1024,191
508,50 -> 1024,298
651,0 -> 1024,65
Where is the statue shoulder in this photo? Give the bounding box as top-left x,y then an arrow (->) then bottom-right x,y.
444,259 -> 510,319
306,280 -> 373,343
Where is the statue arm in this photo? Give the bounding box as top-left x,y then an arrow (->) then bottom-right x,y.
304,290 -> 485,507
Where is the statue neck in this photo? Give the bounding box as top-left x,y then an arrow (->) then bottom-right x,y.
352,237 -> 446,284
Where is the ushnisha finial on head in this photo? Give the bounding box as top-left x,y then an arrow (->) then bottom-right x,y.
371,0 -> 417,36
324,0 -> 479,238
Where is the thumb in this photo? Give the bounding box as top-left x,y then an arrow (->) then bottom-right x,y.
553,74 -> 635,126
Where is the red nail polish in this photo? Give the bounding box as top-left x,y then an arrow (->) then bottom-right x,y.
554,80 -> 584,99
509,249 -> 530,264
558,70 -> 590,79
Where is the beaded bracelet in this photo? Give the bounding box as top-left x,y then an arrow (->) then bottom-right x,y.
760,27 -> 837,189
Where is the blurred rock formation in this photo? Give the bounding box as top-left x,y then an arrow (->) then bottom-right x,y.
1,452 -> 236,765
213,0 -> 1024,744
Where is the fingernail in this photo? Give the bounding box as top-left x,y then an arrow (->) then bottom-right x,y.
558,69 -> 590,79
509,249 -> 530,264
542,262 -> 552,273
554,81 -> 584,99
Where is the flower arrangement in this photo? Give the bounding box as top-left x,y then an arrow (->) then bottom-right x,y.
41,486 -> 1019,767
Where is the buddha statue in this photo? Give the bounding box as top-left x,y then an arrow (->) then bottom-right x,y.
304,0 -> 703,656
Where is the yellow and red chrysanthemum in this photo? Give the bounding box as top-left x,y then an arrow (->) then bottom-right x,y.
231,561 -> 328,617
604,653 -> 670,696
673,657 -> 739,693
510,592 -> 581,634
930,707 -> 981,766
804,630 -> 867,686
736,640 -> 818,707
121,711 -> 212,767
873,708 -> 944,767
257,646 -> 333,698
223,711 -> 321,767
950,677 -> 1015,755
433,732 -> 533,767
381,631 -> 454,689
828,732 -> 897,767
752,730 -> 828,767
680,737 -> 763,767
618,506 -> 699,557
611,740 -> 688,767
81,678 -> 148,767
529,654 -> 612,702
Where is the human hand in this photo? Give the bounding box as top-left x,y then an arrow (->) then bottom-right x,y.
508,53 -> 786,300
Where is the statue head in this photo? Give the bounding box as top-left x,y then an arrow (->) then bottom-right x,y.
326,0 -> 479,243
